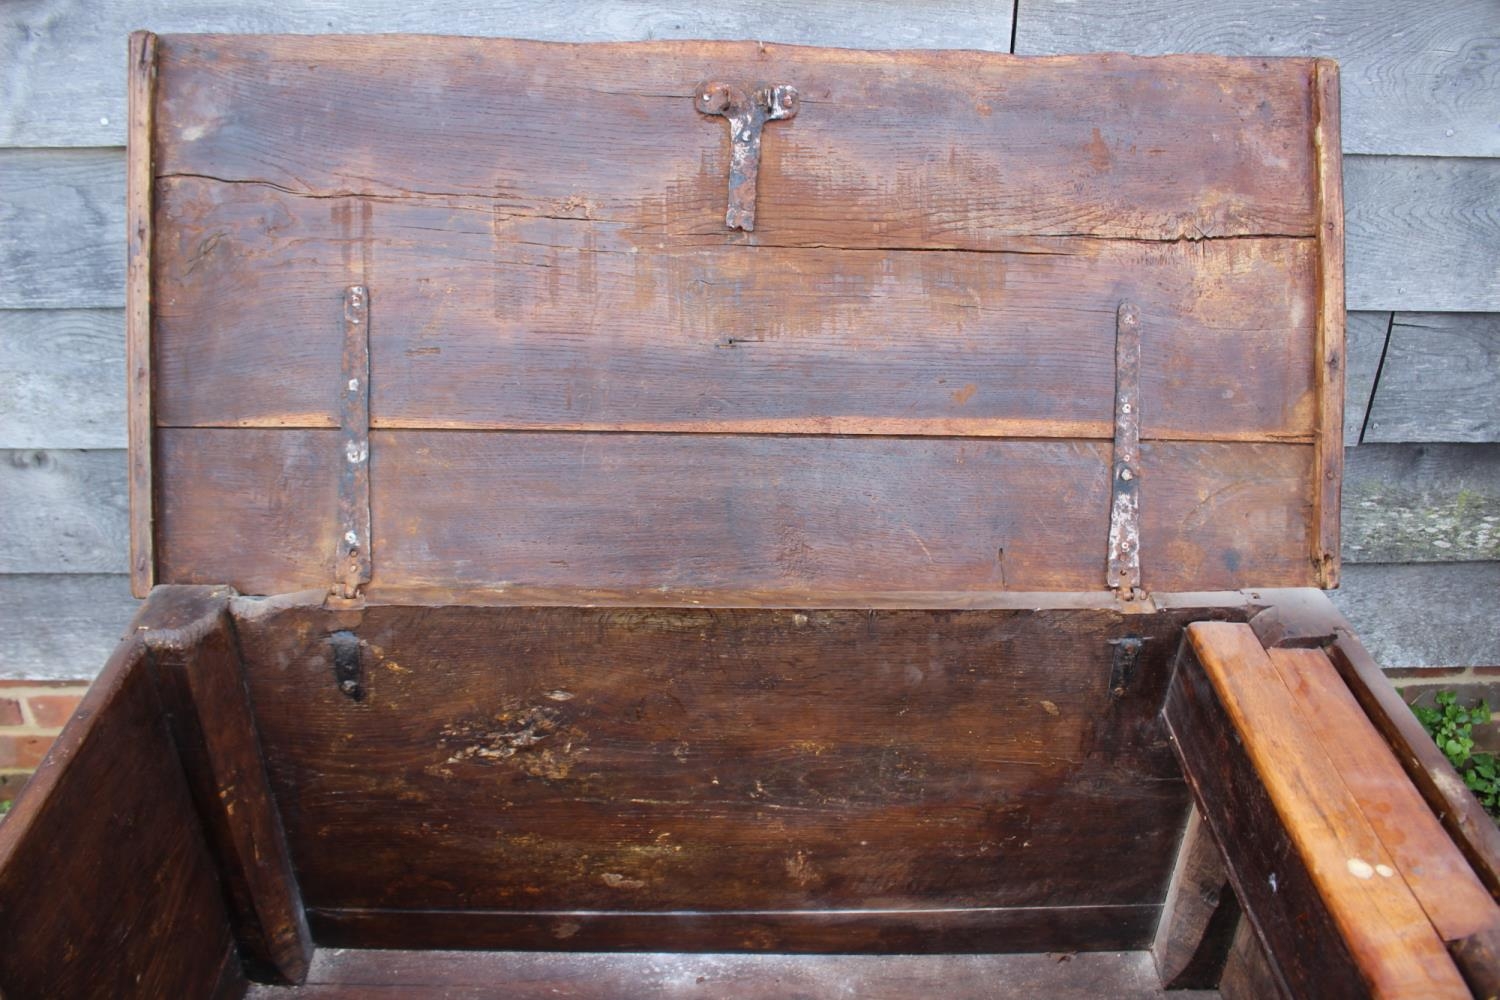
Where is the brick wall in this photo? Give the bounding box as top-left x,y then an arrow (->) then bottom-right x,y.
0,680 -> 89,812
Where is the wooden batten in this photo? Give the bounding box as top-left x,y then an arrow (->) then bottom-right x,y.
1312,58 -> 1346,589
126,29 -> 157,598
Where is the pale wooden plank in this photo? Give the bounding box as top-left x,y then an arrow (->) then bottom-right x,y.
1345,156 -> 1500,313
127,31 -> 156,597
0,0 -> 1014,148
0,449 -> 128,573
1365,313 -> 1500,443
1343,444 -> 1500,563
0,148 -> 124,309
1344,311 -> 1391,444
1013,0 -> 1500,157
0,308 -> 126,449
1312,59 -> 1344,588
1331,562 -> 1500,668
0,574 -> 139,680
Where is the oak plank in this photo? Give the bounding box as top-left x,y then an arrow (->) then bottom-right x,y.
1013,0 -> 1500,157
0,308 -> 127,449
1365,313 -> 1500,443
142,585 -> 313,983
1312,58 -> 1344,588
245,948 -> 1206,1000
1345,156 -> 1500,313
0,574 -> 139,680
0,631 -> 244,999
154,38 -> 1320,243
1151,808 -> 1239,989
1342,444 -> 1500,563
0,148 -> 125,310
232,601 -> 1209,928
152,177 -> 1319,442
127,31 -> 157,596
0,449 -> 127,573
154,429 -> 1315,595
0,0 -> 1018,148
1330,562 -> 1500,668
1170,622 -> 1469,997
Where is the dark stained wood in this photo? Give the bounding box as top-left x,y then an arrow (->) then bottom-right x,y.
245,948 -> 1208,1000
153,38 -> 1320,242
1218,919 -> 1287,1000
1151,808 -> 1239,989
1365,313 -> 1500,444
0,629 -> 244,999
306,904 -> 1161,955
0,448 -> 128,573
1449,925 -> 1500,1000
1312,58 -> 1344,589
1168,622 -> 1469,997
128,30 -> 158,597
225,599 -> 1240,949
155,428 -> 1315,596
141,585 -> 313,983
151,176 -> 1319,444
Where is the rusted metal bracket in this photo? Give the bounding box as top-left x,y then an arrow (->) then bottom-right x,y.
695,81 -> 799,231
1108,301 -> 1143,600
330,631 -> 365,702
333,285 -> 372,601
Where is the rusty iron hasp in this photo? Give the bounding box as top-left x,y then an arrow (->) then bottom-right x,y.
696,81 -> 799,231
1107,302 -> 1143,599
334,285 -> 372,600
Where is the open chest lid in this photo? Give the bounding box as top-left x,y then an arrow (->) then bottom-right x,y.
127,33 -> 1344,602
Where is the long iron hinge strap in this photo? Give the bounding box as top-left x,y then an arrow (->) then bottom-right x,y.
1108,301 -> 1143,599
334,285 -> 372,600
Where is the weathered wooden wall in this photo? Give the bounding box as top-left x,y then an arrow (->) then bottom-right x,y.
1,0 -> 1496,676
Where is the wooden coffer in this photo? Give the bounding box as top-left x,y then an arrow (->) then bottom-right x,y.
3,32 -> 1499,1000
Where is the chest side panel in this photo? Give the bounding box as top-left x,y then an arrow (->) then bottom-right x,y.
134,36 -> 1340,597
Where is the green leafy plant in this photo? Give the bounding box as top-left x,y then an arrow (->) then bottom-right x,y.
1413,690 -> 1500,820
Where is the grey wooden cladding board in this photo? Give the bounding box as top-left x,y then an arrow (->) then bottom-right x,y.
8,148 -> 1496,313
0,0 -> 1013,148
0,574 -> 138,680
1366,313 -> 1500,443
1345,156 -> 1500,313
0,148 -> 124,310
1013,0 -> 1500,158
1343,444 -> 1500,563
0,449 -> 127,572
0,309 -> 126,448
1331,562 -> 1500,668
1344,311 -> 1389,444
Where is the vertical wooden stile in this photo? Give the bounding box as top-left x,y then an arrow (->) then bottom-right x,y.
1312,59 -> 1346,589
127,31 -> 159,597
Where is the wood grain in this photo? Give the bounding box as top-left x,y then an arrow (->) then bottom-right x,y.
1330,562 -> 1500,668
152,38 -> 1320,242
0,0 -> 1019,148
1012,0 -> 1500,158
0,449 -> 127,572
0,309 -> 127,449
128,30 -> 157,597
142,585 -> 313,983
0,631 -> 244,999
1343,312 -> 1391,445
1343,444 -> 1500,563
0,574 -> 139,680
1345,156 -> 1500,312
1365,313 -> 1500,443
244,948 -> 1204,1000
154,428 -> 1315,595
1169,622 -> 1469,997
1313,58 -> 1345,588
1151,809 -> 1239,989
0,148 -> 125,310
150,178 -> 1319,442
229,600 -> 1230,940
